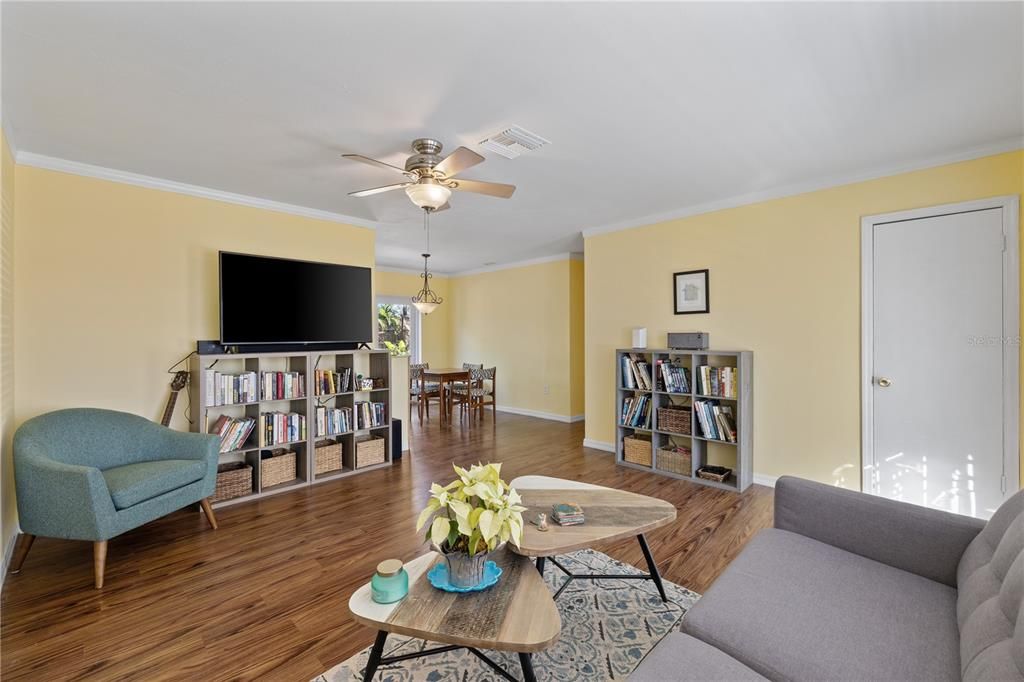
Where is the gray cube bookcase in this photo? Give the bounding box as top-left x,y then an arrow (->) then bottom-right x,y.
615,348 -> 753,492
188,349 -> 392,507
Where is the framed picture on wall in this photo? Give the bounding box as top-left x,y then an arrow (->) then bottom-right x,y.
673,269 -> 710,314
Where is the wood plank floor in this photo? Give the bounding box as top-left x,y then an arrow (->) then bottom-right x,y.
1,413 -> 773,680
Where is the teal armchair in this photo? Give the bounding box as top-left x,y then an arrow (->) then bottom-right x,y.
11,408 -> 220,588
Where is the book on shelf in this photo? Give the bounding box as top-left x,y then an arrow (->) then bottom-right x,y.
204,370 -> 258,406
697,365 -> 737,397
259,411 -> 307,446
209,415 -> 257,453
316,405 -> 352,436
355,401 -> 387,429
620,393 -> 652,429
314,368 -> 352,396
621,353 -> 653,390
261,371 -> 306,401
693,399 -> 737,442
656,360 -> 690,393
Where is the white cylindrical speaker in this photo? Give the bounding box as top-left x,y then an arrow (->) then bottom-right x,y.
632,327 -> 647,348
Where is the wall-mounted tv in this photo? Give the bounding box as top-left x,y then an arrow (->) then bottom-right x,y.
219,252 -> 372,345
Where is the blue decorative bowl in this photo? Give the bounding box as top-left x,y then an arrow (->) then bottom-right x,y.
428,560 -> 503,593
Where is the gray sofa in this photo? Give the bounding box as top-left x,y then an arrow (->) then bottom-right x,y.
632,476 -> 1024,681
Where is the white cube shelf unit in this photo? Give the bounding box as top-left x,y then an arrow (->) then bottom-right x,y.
616,348 -> 753,492
189,349 -> 392,507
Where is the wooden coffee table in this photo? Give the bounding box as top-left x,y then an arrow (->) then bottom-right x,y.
509,475 -> 677,601
348,547 -> 560,682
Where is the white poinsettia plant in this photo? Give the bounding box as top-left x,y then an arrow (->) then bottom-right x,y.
416,462 -> 527,556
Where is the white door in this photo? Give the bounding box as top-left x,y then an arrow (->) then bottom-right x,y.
863,198 -> 1019,519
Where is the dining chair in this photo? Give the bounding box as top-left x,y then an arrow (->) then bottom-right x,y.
410,364 -> 441,425
451,367 -> 497,425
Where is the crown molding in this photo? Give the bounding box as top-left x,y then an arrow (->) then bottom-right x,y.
450,252 -> 582,277
375,264 -> 451,277
581,136 -> 1024,239
14,151 -> 379,231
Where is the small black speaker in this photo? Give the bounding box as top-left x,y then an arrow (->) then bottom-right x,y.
391,418 -> 403,460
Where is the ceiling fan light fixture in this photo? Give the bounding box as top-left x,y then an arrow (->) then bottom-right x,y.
404,179 -> 451,210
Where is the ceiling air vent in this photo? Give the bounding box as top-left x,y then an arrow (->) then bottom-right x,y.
478,126 -> 550,159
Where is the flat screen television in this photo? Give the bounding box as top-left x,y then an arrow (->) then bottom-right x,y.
219,252 -> 372,345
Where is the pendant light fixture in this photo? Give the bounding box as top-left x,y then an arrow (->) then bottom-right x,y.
412,208 -> 443,315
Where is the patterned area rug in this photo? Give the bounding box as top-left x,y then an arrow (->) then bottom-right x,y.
315,548 -> 700,681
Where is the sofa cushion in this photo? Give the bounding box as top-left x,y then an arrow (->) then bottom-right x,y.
682,528 -> 959,681
957,488 -> 1024,680
102,459 -> 206,510
630,632 -> 766,681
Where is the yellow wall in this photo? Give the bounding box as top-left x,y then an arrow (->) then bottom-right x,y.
450,258 -> 584,419
1,132 -> 16,560
585,150 -> 1024,487
569,259 -> 585,416
13,166 -> 374,441
375,270 -> 452,368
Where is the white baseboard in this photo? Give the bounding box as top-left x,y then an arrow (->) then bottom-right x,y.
582,438 -> 615,453
495,405 -> 583,424
753,474 -> 778,488
1,526 -> 19,588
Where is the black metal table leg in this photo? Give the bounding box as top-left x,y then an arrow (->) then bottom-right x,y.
362,630 -> 388,681
637,533 -> 667,602
535,556 -> 546,576
519,652 -> 537,682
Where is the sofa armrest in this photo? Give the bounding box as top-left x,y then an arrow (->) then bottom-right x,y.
14,454 -> 118,541
141,421 -> 219,461
774,476 -> 984,587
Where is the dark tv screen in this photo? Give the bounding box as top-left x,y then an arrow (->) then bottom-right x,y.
219,252 -> 372,344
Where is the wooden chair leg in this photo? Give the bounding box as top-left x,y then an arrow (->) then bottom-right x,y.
93,540 -> 108,589
200,498 -> 218,530
9,533 -> 35,573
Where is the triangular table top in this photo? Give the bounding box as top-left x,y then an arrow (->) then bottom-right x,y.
349,548 -> 560,653
510,475 -> 677,558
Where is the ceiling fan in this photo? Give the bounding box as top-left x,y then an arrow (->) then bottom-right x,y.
343,138 -> 516,212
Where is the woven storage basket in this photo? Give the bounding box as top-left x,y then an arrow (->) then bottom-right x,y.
261,449 -> 297,487
623,435 -> 652,467
657,446 -> 692,476
314,439 -> 343,475
355,435 -> 386,468
212,462 -> 253,503
657,406 -> 691,434
697,466 -> 732,483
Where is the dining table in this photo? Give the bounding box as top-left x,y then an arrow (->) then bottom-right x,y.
421,368 -> 470,425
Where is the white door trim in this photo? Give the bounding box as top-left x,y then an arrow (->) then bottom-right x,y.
861,195 -> 1020,496
376,295 -> 422,363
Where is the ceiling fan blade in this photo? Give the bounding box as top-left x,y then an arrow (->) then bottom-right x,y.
449,178 -> 516,199
342,154 -> 413,177
434,146 -> 484,178
348,183 -> 410,197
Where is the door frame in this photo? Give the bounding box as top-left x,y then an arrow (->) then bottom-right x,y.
860,195 -> 1020,497
376,295 -> 422,363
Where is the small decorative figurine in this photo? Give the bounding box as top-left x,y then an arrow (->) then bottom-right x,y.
536,512 -> 549,532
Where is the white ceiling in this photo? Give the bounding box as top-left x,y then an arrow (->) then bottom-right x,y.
4,2 -> 1022,273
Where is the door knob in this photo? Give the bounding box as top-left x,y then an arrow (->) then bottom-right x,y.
876,377 -> 892,388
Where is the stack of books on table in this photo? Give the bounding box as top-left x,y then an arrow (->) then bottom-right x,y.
551,503 -> 585,526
